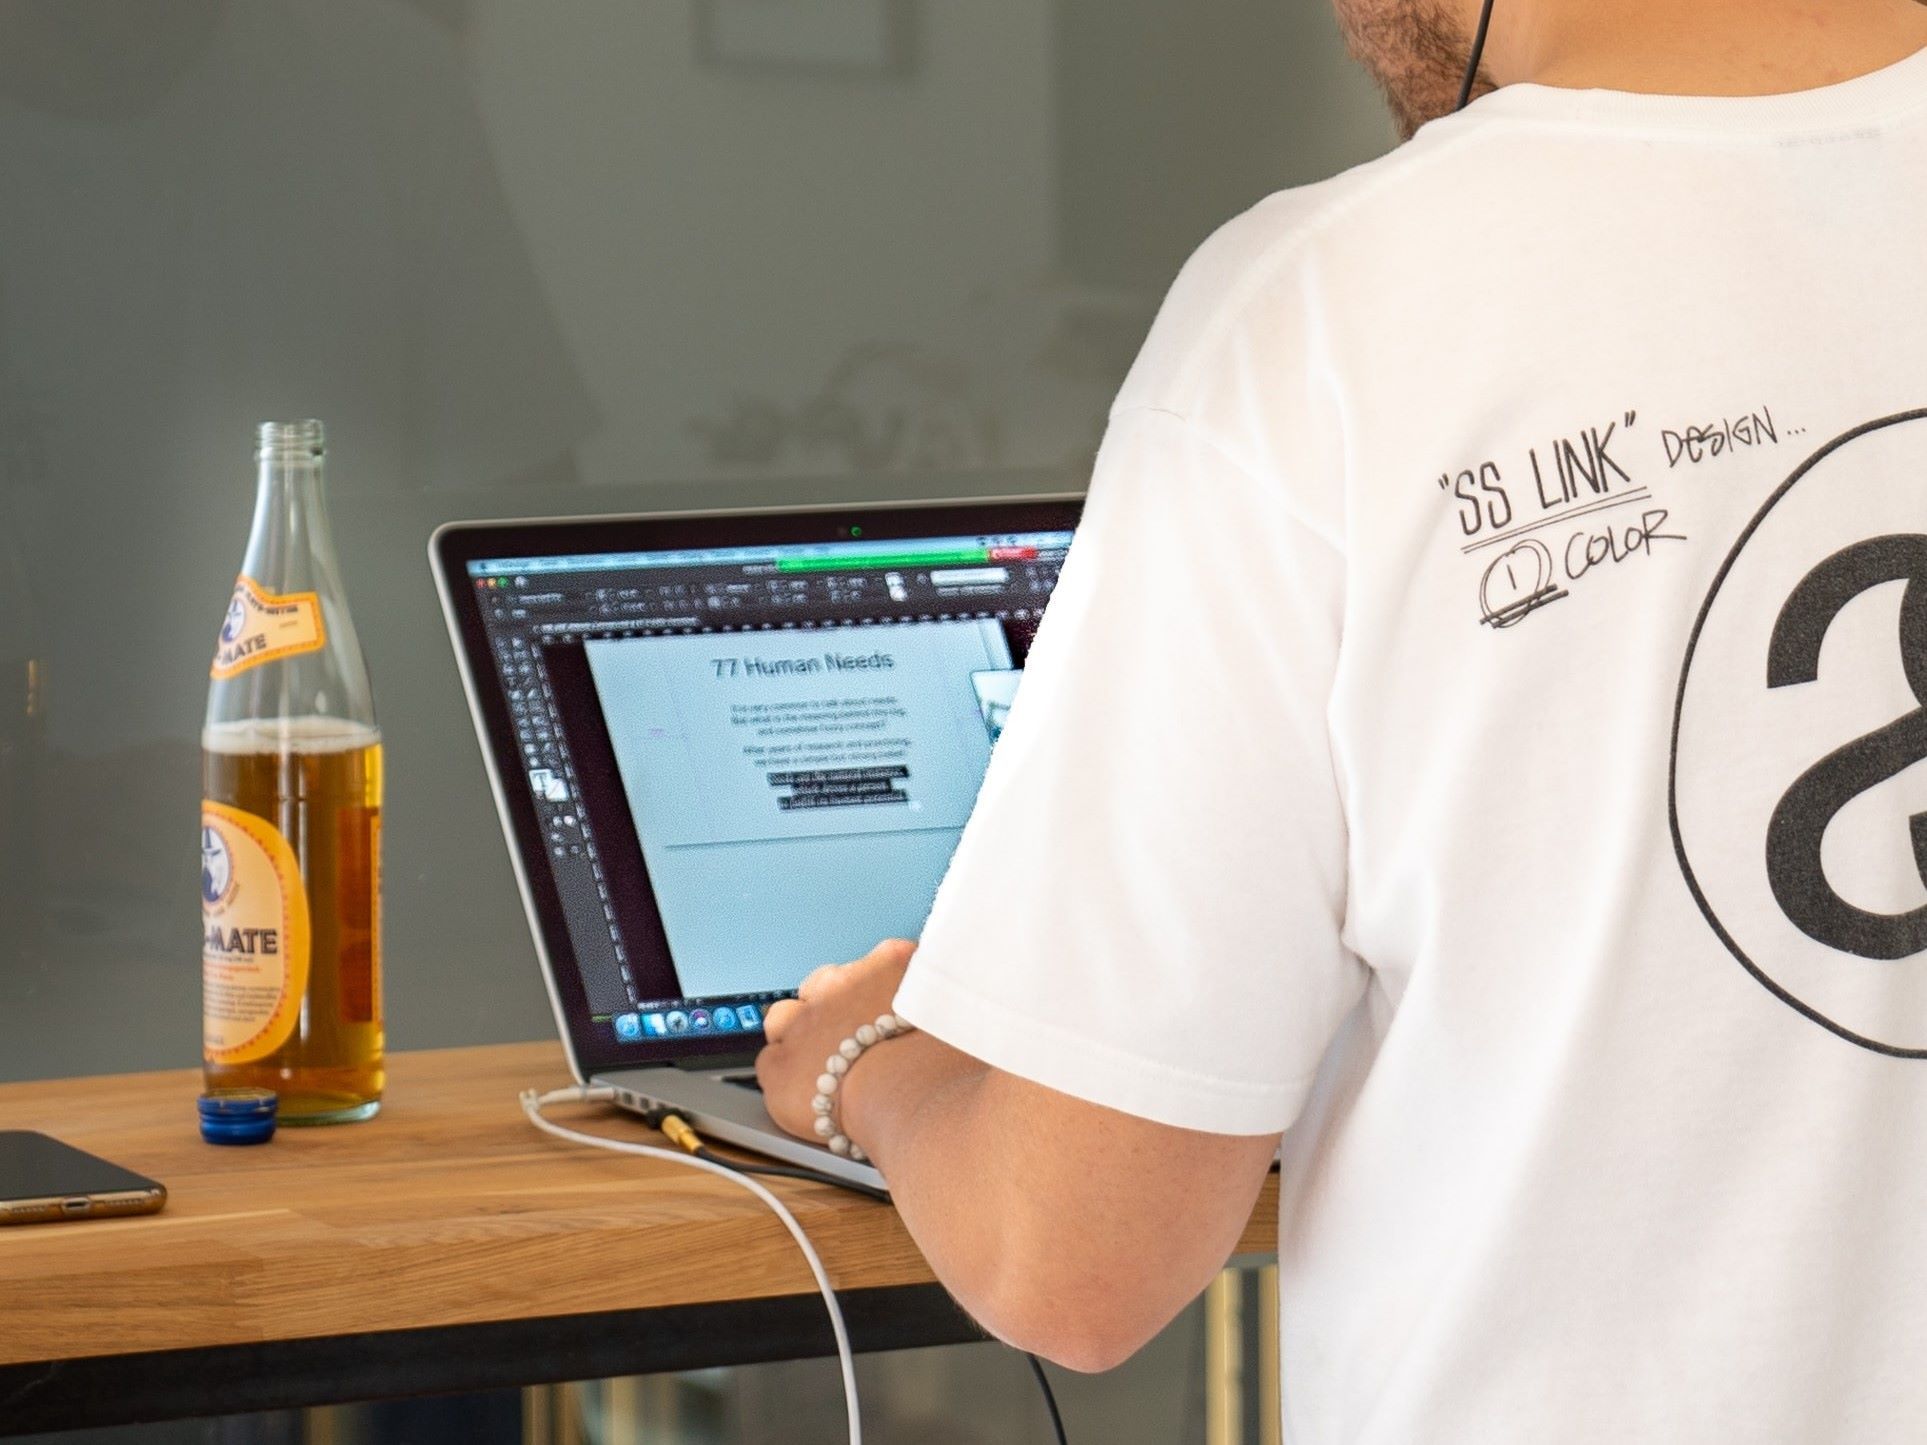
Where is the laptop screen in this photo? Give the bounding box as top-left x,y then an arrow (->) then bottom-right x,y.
456,518 -> 1076,1058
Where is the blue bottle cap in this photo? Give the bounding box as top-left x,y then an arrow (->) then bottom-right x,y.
199,1087 -> 278,1146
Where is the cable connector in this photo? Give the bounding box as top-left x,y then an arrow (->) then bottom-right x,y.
660,1113 -> 702,1154
518,1083 -> 617,1113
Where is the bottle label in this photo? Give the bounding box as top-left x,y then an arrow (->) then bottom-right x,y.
202,800 -> 311,1065
210,576 -> 326,679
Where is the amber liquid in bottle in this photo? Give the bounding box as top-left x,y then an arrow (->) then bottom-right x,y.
202,720 -> 384,1119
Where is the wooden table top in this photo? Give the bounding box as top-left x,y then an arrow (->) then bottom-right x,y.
0,1041 -> 1278,1368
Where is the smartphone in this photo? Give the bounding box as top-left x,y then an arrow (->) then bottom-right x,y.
0,1130 -> 167,1226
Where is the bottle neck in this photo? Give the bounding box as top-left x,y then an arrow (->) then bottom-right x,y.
210,422 -> 375,732
247,454 -> 342,585
255,453 -> 325,512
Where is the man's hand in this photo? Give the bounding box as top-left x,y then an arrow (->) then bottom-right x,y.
755,938 -> 918,1142
754,939 -> 1283,1374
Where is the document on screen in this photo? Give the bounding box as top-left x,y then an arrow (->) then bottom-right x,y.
584,619 -> 1015,995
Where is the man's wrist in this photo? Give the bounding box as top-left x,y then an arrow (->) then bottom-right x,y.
840,1027 -> 972,1166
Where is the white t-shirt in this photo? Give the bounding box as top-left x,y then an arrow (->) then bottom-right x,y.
896,43 -> 1927,1444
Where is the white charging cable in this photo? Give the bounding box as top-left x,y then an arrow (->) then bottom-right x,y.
519,1084 -> 861,1445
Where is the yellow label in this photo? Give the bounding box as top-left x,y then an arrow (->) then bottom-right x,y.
210,576 -> 326,679
201,800 -> 311,1065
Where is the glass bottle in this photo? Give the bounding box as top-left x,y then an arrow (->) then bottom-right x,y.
201,421 -> 383,1123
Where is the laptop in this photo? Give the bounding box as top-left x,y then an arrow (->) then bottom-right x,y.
431,496 -> 1082,1188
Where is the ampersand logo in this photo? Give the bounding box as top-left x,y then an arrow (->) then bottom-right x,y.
1671,410 -> 1927,1055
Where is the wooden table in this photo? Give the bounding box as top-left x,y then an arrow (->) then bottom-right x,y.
0,1042 -> 1279,1435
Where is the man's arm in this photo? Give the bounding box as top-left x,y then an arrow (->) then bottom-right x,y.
756,941 -> 1281,1373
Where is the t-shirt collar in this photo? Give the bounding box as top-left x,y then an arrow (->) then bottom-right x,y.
1462,39 -> 1927,136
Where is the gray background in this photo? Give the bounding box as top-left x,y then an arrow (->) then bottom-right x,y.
0,0 -> 1392,1084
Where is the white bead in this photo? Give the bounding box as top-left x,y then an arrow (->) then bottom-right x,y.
854,1024 -> 878,1048
812,1093 -> 835,1115
850,1145 -> 868,1163
813,1115 -> 836,1139
826,1054 -> 850,1077
839,1039 -> 863,1062
816,1073 -> 840,1096
829,1135 -> 852,1157
876,1014 -> 899,1034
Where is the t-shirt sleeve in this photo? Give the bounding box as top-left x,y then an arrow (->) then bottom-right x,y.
893,405 -> 1365,1136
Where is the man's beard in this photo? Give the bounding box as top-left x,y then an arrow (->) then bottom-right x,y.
1330,0 -> 1495,140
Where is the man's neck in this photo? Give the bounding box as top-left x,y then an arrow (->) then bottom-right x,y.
1491,0 -> 1927,97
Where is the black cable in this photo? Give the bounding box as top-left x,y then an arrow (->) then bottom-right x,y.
1027,1352 -> 1069,1445
690,1144 -> 894,1204
1456,0 -> 1498,111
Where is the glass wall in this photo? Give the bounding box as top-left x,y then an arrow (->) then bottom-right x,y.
1,6 -> 1390,1443
0,0 -> 1392,1083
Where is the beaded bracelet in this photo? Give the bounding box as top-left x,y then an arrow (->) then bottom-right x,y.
811,1011 -> 916,1163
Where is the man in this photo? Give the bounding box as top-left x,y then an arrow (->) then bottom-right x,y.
759,0 -> 1927,1437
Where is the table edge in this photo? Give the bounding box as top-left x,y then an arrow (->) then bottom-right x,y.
0,1283 -> 987,1436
